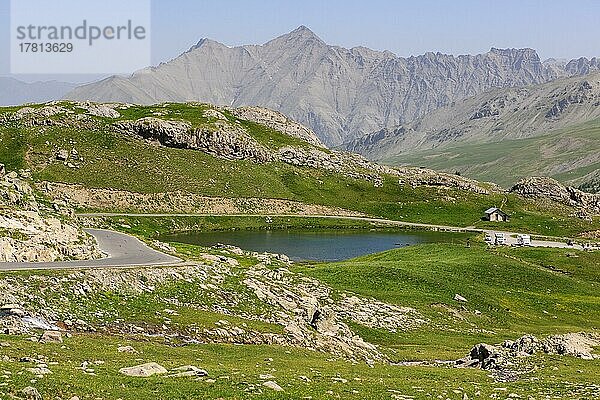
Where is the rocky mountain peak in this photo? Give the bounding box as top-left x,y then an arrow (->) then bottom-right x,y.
288,25 -> 321,39
488,47 -> 542,64
64,28 -> 600,146
265,25 -> 325,48
187,38 -> 228,53
565,56 -> 600,75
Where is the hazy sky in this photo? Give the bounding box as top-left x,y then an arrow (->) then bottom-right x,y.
2,0 -> 599,82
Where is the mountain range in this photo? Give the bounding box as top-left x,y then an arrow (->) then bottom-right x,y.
343,72 -> 600,188
0,77 -> 75,106
65,26 -> 600,146
344,72 -> 600,158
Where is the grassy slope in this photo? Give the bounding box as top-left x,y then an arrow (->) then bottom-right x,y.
2,334 -> 598,400
1,240 -> 599,399
1,103 -> 598,237
296,242 -> 600,360
384,119 -> 600,189
0,334 -> 541,400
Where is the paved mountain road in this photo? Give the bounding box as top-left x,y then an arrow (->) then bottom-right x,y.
0,229 -> 182,271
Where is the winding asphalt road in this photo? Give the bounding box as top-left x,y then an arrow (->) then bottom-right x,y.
0,229 -> 182,271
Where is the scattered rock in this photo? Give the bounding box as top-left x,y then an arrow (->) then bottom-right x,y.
262,380 -> 284,392
454,294 -> 468,302
56,149 -> 69,161
26,366 -> 52,376
40,330 -> 63,343
202,108 -> 228,121
85,103 -> 120,118
117,345 -> 137,353
119,362 -> 168,377
456,332 -> 600,381
21,386 -> 42,400
166,365 -> 208,378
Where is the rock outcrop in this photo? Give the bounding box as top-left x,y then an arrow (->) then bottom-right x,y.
510,176 -> 600,214
114,117 -> 274,163
456,333 -> 600,381
0,245 -> 426,364
230,106 -> 324,147
0,170 -> 103,262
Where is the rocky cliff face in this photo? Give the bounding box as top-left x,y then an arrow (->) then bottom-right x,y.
511,177 -> 600,216
115,117 -> 275,163
64,26 -> 599,146
0,168 -> 103,262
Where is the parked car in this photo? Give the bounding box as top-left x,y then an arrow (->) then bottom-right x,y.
516,234 -> 531,246
494,232 -> 506,245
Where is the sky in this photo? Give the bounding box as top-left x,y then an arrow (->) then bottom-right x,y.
1,0 -> 599,82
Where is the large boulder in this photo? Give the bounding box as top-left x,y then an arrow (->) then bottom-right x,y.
40,330 -> 63,343
119,362 -> 168,377
262,380 -> 284,392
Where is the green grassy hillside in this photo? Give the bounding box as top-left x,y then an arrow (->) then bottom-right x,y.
297,242 -> 600,360
1,102 -> 598,237
384,119 -> 600,190
1,238 -> 599,399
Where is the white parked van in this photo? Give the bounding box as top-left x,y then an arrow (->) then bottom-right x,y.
484,233 -> 493,243
517,234 -> 531,246
494,232 -> 506,245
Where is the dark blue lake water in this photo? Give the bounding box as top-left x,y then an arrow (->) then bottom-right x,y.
161,229 -> 468,262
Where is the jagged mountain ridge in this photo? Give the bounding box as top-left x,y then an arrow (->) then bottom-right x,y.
342,72 -> 600,190
65,26 -> 600,146
343,72 -> 600,158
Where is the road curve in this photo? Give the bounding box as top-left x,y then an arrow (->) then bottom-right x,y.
79,213 -> 590,250
0,229 -> 182,271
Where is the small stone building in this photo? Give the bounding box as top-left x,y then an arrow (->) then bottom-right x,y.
483,207 -> 509,222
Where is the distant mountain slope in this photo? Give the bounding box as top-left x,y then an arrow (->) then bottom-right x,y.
0,77 -> 75,106
579,173 -> 600,193
382,119 -> 600,189
344,72 -> 600,158
65,26 -> 598,146
342,73 -> 600,188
